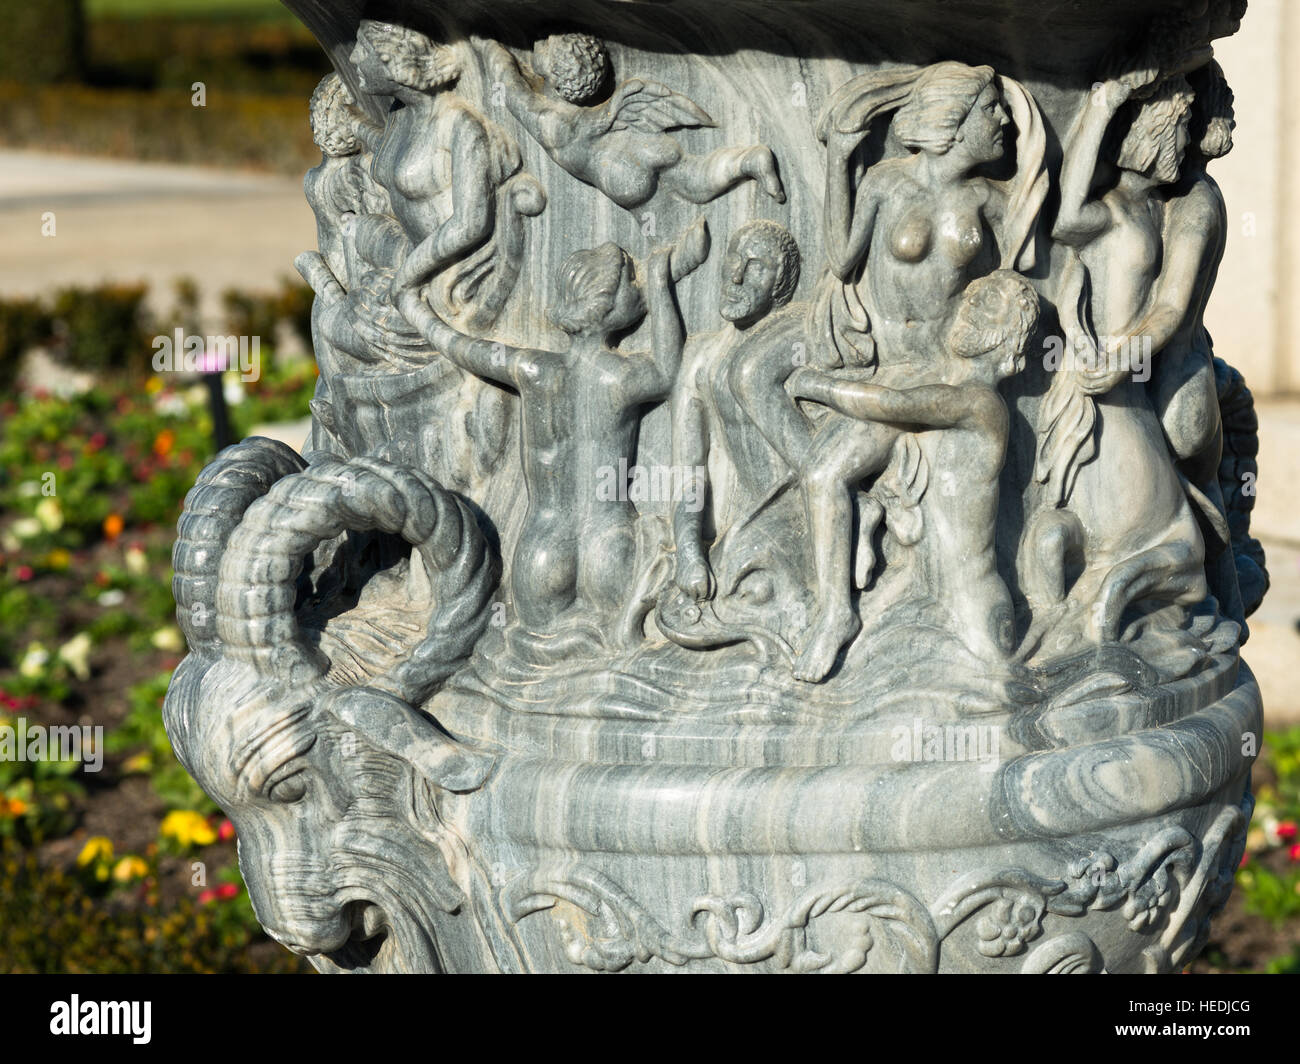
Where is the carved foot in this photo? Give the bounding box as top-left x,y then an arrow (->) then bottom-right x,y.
743,146 -> 786,203
793,603 -> 861,682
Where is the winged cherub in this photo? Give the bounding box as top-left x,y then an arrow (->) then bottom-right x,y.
482,33 -> 785,209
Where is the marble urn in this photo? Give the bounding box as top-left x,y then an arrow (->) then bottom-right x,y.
163,0 -> 1268,973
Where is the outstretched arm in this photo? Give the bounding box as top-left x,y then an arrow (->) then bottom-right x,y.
393,111 -> 495,294
395,286 -> 537,389
789,370 -> 981,430
480,40 -> 554,142
625,220 -> 710,404
1054,83 -> 1129,246
295,251 -> 344,304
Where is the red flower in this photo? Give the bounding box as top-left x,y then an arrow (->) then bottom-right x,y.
216,883 -> 239,901
15,565 -> 33,582
198,889 -> 217,904
216,819 -> 235,842
1289,843 -> 1300,862
1276,821 -> 1297,841
1239,851 -> 1250,868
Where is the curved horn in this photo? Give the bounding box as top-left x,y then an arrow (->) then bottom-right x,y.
216,456 -> 497,698
172,437 -> 307,658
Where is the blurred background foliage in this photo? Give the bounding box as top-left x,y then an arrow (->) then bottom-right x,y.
0,0 -> 327,172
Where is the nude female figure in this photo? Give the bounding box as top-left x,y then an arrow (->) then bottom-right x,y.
395,222 -> 709,632
480,33 -> 784,210
811,60 -> 1045,369
349,19 -> 544,332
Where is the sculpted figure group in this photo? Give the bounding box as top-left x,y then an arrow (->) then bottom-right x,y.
284,14 -> 1265,689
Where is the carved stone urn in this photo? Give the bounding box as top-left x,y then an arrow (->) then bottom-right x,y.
165,0 -> 1268,973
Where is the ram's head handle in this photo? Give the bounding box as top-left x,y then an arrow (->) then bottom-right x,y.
164,440 -> 499,972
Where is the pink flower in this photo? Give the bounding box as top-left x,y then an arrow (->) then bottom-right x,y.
216,883 -> 239,901
216,819 -> 235,842
15,565 -> 33,582
1276,821 -> 1297,841
1289,843 -> 1300,862
198,889 -> 217,904
1239,851 -> 1250,868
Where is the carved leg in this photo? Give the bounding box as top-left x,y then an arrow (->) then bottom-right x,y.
665,145 -> 786,204
1090,542 -> 1208,643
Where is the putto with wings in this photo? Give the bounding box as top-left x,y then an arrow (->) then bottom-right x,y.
482,33 -> 785,209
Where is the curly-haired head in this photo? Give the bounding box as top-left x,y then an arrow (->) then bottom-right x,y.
309,73 -> 363,157
1190,60 -> 1235,160
536,33 -> 610,105
892,62 -> 997,154
549,243 -> 635,335
356,19 -> 461,91
947,269 -> 1040,361
731,220 -> 801,307
1112,74 -> 1195,180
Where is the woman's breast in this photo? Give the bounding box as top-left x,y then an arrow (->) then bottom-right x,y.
887,204 -> 985,269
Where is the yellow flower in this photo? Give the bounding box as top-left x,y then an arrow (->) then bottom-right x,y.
160,810 -> 216,847
57,632 -> 93,681
45,547 -> 71,571
145,376 -> 163,394
77,836 -> 114,868
112,856 -> 149,883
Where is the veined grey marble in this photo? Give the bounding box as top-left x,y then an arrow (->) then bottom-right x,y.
165,0 -> 1267,972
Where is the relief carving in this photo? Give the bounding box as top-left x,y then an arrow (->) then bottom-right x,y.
166,3 -> 1265,973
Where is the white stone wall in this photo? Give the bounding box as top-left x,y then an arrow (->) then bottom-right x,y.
1207,0 -> 1300,396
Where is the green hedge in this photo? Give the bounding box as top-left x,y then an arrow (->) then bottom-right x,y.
0,0 -> 85,85
0,80 -> 317,174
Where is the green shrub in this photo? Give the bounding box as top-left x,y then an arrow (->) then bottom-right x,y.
0,298 -> 51,393
0,0 -> 85,85
0,80 -> 318,174
50,282 -> 151,377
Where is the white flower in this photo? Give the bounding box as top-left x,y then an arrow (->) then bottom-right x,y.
11,518 -> 42,541
154,394 -> 189,418
35,497 -> 63,533
124,546 -> 148,576
19,642 -> 49,678
98,589 -> 126,607
58,632 -> 93,681
150,626 -> 184,653
18,481 -> 40,498
223,373 -> 246,407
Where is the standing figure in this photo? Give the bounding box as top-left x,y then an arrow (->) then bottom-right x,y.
349,19 -> 545,332
1035,58 -> 1210,649
784,271 -> 1040,680
669,220 -> 802,602
396,221 -> 710,633
481,34 -> 784,210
